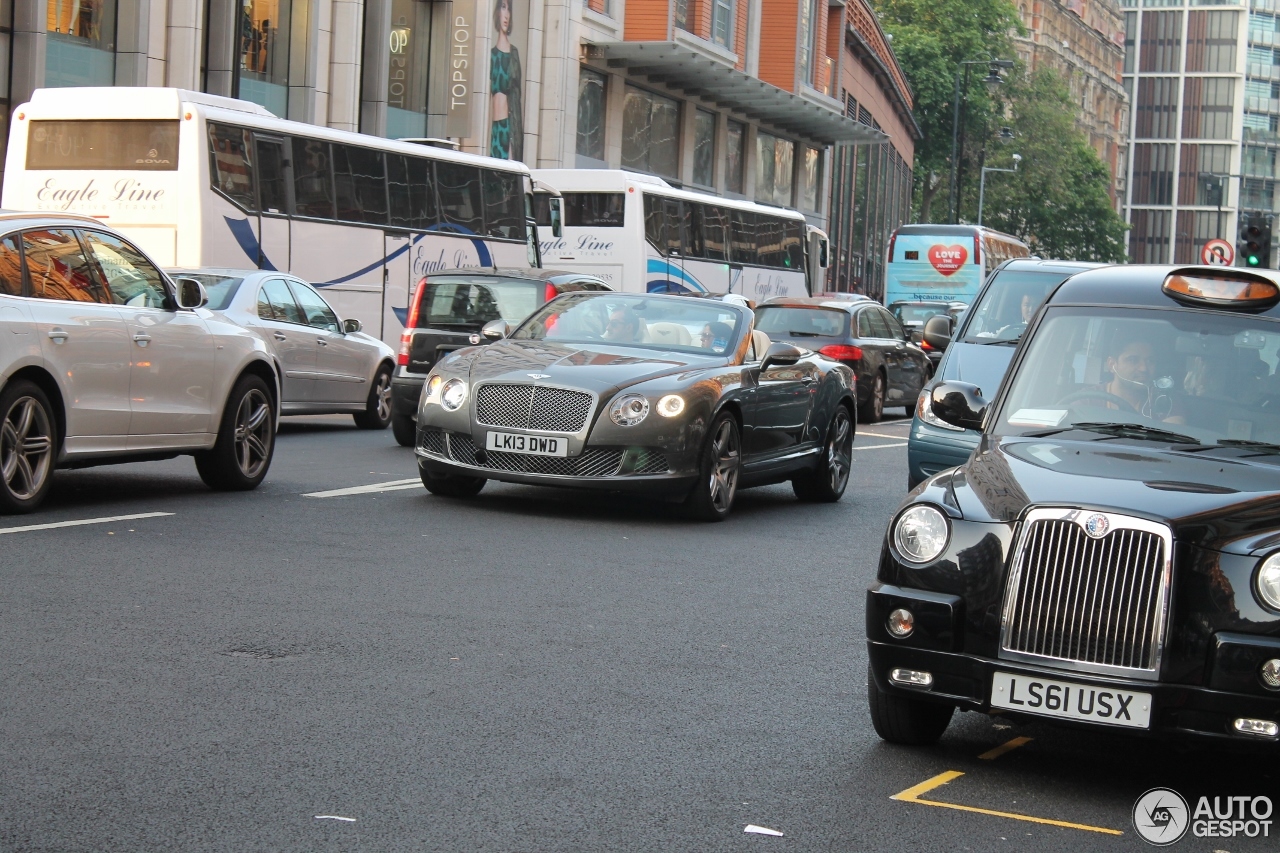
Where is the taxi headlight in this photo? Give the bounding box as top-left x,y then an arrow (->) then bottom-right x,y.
894,504 -> 950,564
440,378 -> 468,411
611,394 -> 650,427
656,394 -> 685,418
1256,553 -> 1280,611
917,388 -> 964,431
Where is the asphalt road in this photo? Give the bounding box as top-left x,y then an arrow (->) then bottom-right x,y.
1,411 -> 1275,852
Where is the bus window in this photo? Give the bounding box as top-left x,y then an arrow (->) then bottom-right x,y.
437,162 -> 484,233
662,197 -> 682,256
565,193 -> 625,226
208,123 -> 256,210
730,210 -> 757,266
332,144 -> 388,225
292,138 -> 335,219
387,154 -> 437,229
757,216 -> 784,268
682,202 -> 703,258
29,119 -> 179,171
254,137 -> 288,214
643,194 -> 665,249
702,205 -> 728,261
482,170 -> 523,240
782,221 -> 804,269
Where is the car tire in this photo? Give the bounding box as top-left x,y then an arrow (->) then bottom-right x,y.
793,404 -> 853,502
353,365 -> 393,430
0,380 -> 58,514
195,374 -> 275,491
419,463 -> 486,498
392,413 -> 417,448
859,372 -> 885,423
867,665 -> 955,745
682,410 -> 741,521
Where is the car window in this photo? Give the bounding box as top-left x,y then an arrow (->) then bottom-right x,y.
878,309 -> 905,339
753,306 -> 846,337
288,280 -> 340,331
420,278 -> 542,327
856,310 -> 875,338
82,230 -> 168,308
174,273 -> 242,310
23,229 -> 108,303
0,236 -> 23,296
963,269 -> 1074,343
260,277 -> 307,324
865,310 -> 893,338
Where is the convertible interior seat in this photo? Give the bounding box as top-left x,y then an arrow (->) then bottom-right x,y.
647,322 -> 692,346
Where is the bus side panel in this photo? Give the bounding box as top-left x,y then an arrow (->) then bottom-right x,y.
200,193 -> 262,269
538,225 -> 626,290
681,258 -> 729,294
884,235 -> 983,305
733,267 -> 807,301
295,218 -> 383,337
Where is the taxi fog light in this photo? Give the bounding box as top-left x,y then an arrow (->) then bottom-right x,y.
894,505 -> 951,564
1261,659 -> 1280,690
889,668 -> 933,687
1233,718 -> 1280,738
887,608 -> 915,638
611,394 -> 650,427
1256,553 -> 1280,611
656,394 -> 685,418
440,378 -> 468,411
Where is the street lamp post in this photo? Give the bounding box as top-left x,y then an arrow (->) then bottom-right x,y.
978,154 -> 1022,226
948,58 -> 1014,223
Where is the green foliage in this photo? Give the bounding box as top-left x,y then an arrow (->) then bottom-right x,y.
974,68 -> 1129,262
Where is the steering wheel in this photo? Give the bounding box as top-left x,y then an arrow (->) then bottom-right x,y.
1057,389 -> 1140,414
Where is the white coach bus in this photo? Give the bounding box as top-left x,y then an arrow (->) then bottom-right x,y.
532,169 -> 828,300
2,87 -> 546,345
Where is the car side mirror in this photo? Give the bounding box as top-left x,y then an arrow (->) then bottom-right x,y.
761,341 -> 804,371
342,318 -> 362,334
930,381 -> 987,431
481,319 -> 511,340
174,277 -> 208,309
922,314 -> 953,351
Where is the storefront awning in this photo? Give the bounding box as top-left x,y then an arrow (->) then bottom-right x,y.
598,42 -> 889,146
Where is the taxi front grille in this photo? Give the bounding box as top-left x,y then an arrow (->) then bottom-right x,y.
475,384 -> 594,433
1000,512 -> 1171,678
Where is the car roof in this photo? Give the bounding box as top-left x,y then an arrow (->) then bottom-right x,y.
168,267 -> 272,278
996,258 -> 1109,274
1046,264 -> 1280,318
0,210 -> 114,230
422,268 -> 608,285
760,297 -> 869,313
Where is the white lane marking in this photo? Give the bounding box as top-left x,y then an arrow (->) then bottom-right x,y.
0,511 -> 174,535
859,430 -> 910,439
304,478 -> 420,498
854,442 -> 908,451
314,815 -> 357,822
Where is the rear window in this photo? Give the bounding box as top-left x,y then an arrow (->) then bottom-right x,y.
175,273 -> 244,310
892,303 -> 950,324
753,306 -> 847,338
28,120 -> 179,171
418,277 -> 543,327
962,270 -> 1074,344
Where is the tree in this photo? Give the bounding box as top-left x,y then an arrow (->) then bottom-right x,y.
974,68 -> 1128,262
870,0 -> 1022,221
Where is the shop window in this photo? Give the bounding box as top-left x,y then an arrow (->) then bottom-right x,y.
693,110 -> 715,187
237,0 -> 292,116
46,0 -> 118,86
621,86 -> 680,180
576,67 -> 607,166
755,131 -> 794,207
726,121 -> 745,194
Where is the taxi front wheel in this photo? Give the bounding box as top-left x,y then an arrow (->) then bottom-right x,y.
867,665 -> 954,745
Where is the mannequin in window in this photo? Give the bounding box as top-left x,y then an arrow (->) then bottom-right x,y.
489,0 -> 524,162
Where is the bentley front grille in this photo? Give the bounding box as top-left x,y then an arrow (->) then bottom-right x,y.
1000,509 -> 1172,678
475,384 -> 594,433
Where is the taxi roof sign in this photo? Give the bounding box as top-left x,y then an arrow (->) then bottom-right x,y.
1162,269 -> 1280,310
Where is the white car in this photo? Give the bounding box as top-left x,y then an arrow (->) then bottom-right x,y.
0,213 -> 280,513
169,269 -> 396,429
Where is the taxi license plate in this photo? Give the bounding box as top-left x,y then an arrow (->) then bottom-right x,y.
485,432 -> 568,457
990,671 -> 1151,729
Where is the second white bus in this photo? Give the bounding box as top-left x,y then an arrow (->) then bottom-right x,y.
3,87 -> 545,346
532,170 -> 827,300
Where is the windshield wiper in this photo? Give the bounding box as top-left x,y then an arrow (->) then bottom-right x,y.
1200,439 -> 1280,455
1024,422 -> 1201,444
977,337 -> 1019,346
787,330 -> 823,337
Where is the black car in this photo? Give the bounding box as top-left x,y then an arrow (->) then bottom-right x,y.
868,264 -> 1280,748
756,297 -> 930,423
889,299 -> 967,368
390,269 -> 611,445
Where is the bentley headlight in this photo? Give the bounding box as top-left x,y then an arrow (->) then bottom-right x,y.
440,378 -> 468,411
423,374 -> 444,407
1257,553 -> 1280,611
916,388 -> 964,431
894,504 -> 950,564
656,394 -> 685,418
610,394 -> 650,427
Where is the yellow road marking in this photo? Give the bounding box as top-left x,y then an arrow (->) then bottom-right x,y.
978,736 -> 1033,760
891,771 -> 1123,835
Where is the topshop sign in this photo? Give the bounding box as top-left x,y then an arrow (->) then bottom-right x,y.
445,0 -> 476,137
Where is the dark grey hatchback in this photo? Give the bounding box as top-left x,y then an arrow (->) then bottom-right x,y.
391,268 -> 611,445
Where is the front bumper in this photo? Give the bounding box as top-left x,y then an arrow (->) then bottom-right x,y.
906,415 -> 979,487
867,584 -> 1280,744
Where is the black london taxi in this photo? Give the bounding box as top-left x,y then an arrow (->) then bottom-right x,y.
866,265 -> 1280,747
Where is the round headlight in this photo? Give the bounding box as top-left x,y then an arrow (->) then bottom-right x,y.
610,394 -> 650,427
1256,553 -> 1280,611
440,378 -> 468,411
656,394 -> 685,418
424,375 -> 443,402
894,504 -> 950,564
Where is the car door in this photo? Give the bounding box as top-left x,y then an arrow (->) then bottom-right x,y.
288,279 -> 367,404
81,229 -> 215,440
21,229 -> 132,445
862,307 -> 904,396
255,277 -> 318,405
744,330 -> 819,461
876,307 -> 922,400
0,236 -> 36,365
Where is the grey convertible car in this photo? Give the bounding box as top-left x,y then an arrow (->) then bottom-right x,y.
413,292 -> 859,520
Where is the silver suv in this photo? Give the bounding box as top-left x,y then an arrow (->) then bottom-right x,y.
0,212 -> 280,513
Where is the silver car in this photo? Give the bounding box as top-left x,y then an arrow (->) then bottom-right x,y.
170,269 -> 397,429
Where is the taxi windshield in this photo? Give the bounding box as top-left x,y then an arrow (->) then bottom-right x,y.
996,306 -> 1280,448
512,293 -> 743,355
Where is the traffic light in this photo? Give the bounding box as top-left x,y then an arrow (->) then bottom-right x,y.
1238,214 -> 1272,268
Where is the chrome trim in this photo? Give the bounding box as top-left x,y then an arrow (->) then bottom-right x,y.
998,507 -> 1174,682
472,380 -> 599,436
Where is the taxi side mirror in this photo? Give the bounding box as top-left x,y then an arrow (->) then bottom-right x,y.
930,381 -> 987,431
922,314 -> 953,351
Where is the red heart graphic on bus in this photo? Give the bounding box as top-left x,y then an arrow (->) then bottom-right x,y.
928,244 -> 968,276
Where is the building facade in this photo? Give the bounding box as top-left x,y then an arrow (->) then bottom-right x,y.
1122,0 -> 1279,266
0,0 -> 914,285
1013,0 -> 1129,207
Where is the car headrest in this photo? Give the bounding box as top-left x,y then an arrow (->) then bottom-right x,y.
751,330 -> 772,360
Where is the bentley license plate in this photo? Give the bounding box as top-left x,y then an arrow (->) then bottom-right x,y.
485,431 -> 568,457
989,671 -> 1151,729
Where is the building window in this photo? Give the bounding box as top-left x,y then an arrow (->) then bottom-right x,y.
1131,143 -> 1175,204
1123,12 -> 1137,74
801,146 -> 820,211
46,0 -> 118,86
693,109 -> 715,187
1178,143 -> 1232,204
1182,77 -> 1234,139
755,131 -> 794,206
726,120 -> 745,194
1174,210 -> 1225,263
1135,77 -> 1179,138
237,0 -> 292,116
712,0 -> 734,47
621,85 -> 680,180
1138,11 -> 1181,73
386,0 -> 434,139
1129,209 -> 1171,263
576,67 -> 607,166
798,0 -> 816,83
1186,10 -> 1238,73
1243,177 -> 1277,210
674,0 -> 688,31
